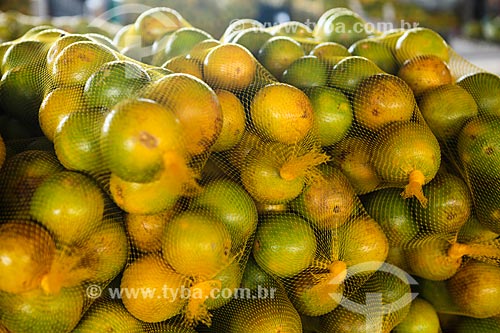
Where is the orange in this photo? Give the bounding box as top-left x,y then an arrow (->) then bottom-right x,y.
162,211 -> 232,279
113,23 -> 141,50
120,254 -> 190,323
253,213 -> 317,278
186,39 -> 221,62
126,209 -> 175,253
0,221 -> 55,294
29,171 -> 105,244
100,97 -> 186,183
162,56 -> 203,80
46,34 -> 92,76
109,164 -> 184,215
142,73 -> 222,156
395,27 -> 449,64
309,41 -> 350,65
0,286 -> 84,333
51,41 -> 118,87
397,54 -> 452,96
38,86 -> 86,142
220,18 -> 264,42
203,43 -> 257,91
250,83 -> 314,144
257,36 -> 305,79
134,7 -> 188,45
353,73 -> 415,131
211,89 -> 246,152
163,27 -> 212,60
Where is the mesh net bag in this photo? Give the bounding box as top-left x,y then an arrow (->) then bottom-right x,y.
0,4 -> 500,333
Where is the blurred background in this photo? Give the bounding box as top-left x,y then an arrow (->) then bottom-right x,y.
0,0 -> 499,73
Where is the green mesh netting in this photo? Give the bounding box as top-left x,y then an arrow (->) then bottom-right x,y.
0,5 -> 500,333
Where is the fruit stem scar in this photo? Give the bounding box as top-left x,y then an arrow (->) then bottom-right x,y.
138,131 -> 158,149
448,241 -> 500,260
401,169 -> 428,207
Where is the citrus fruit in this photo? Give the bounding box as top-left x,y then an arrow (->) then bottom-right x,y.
306,86 -> 352,146
313,8 -> 369,47
361,187 -> 418,247
197,260 -> 242,311
186,38 -> 220,62
309,41 -> 350,64
203,43 -> 256,91
257,36 -> 305,80
328,56 -> 384,93
287,265 -> 345,316
282,55 -> 328,89
0,150 -> 63,220
392,297 -> 441,333
1,40 -> 49,73
456,72 -> 500,116
28,27 -> 66,44
142,73 -> 222,156
0,221 -> 55,294
338,215 -> 389,270
404,237 -> 463,281
231,27 -> 273,57
190,179 -> 258,250
210,89 -> 246,152
447,261 -> 500,318
162,56 -> 203,80
145,66 -> 173,81
76,217 -> 128,283
457,115 -> 500,179
320,270 -> 411,332
72,299 -> 143,333
371,122 -> 441,207
210,284 -> 302,333
453,316 -> 500,333
134,7 -> 187,45
418,83 -> 478,143
411,171 -> 472,235
253,213 -> 317,278
240,255 -> 276,291
240,142 -> 320,204
220,18 -> 264,42
0,64 -> 49,134
51,41 -> 118,87
398,54 -> 452,96
0,41 -> 15,75
348,38 -> 399,74
377,28 -> 406,51
100,97 -> 186,183
395,27 -> 449,64
328,136 -> 382,194
29,170 -> 105,244
39,86 -> 86,142
113,23 -> 141,50
120,254 -> 190,323
83,60 -> 151,109
250,82 -> 314,144
0,286 -> 84,333
84,33 -> 118,51
162,211 -> 232,279
126,209 -> 175,253
293,165 -> 357,230
353,73 -> 415,131
271,21 -> 314,38
54,109 -> 107,174
164,27 -> 212,60
457,214 -> 499,243
109,167 -> 183,215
